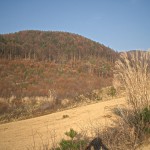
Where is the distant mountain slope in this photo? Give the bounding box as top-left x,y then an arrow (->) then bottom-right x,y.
0,31 -> 118,99
0,30 -> 118,62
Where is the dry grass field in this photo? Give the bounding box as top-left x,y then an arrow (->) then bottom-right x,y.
0,98 -> 126,150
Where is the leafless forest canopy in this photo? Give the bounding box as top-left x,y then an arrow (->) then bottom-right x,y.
0,30 -> 118,99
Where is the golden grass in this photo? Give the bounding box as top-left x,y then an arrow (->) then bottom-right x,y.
113,51 -> 150,148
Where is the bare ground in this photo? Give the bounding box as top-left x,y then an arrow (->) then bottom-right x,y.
0,97 -> 148,150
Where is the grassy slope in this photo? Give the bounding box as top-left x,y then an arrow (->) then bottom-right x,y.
0,97 -> 125,150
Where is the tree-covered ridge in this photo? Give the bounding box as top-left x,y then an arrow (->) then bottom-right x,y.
0,30 -> 118,99
0,30 -> 118,62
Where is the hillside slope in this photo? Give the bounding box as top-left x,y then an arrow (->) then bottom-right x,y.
0,98 -> 125,150
0,31 -> 118,99
0,31 -> 119,123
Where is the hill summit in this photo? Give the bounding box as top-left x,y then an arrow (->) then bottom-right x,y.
0,30 -> 117,62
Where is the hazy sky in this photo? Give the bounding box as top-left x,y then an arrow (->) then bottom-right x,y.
0,0 -> 150,51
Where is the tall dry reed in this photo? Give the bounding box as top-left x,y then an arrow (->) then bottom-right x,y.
113,51 -> 150,146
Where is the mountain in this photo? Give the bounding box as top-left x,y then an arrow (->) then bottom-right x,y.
0,30 -> 117,62
0,30 -> 118,99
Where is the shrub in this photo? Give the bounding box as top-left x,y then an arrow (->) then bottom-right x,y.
55,128 -> 87,150
0,100 -> 9,114
139,107 -> 150,134
107,86 -> 116,98
62,114 -> 69,119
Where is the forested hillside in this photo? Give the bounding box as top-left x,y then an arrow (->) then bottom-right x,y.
0,30 -> 118,99
0,30 -> 117,62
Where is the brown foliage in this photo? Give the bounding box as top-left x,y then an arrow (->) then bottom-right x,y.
0,30 -> 118,62
0,59 -> 113,99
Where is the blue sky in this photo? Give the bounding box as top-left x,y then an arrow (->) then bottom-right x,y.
0,0 -> 150,51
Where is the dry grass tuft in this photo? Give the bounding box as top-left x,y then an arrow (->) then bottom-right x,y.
112,51 -> 150,148
114,51 -> 150,111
